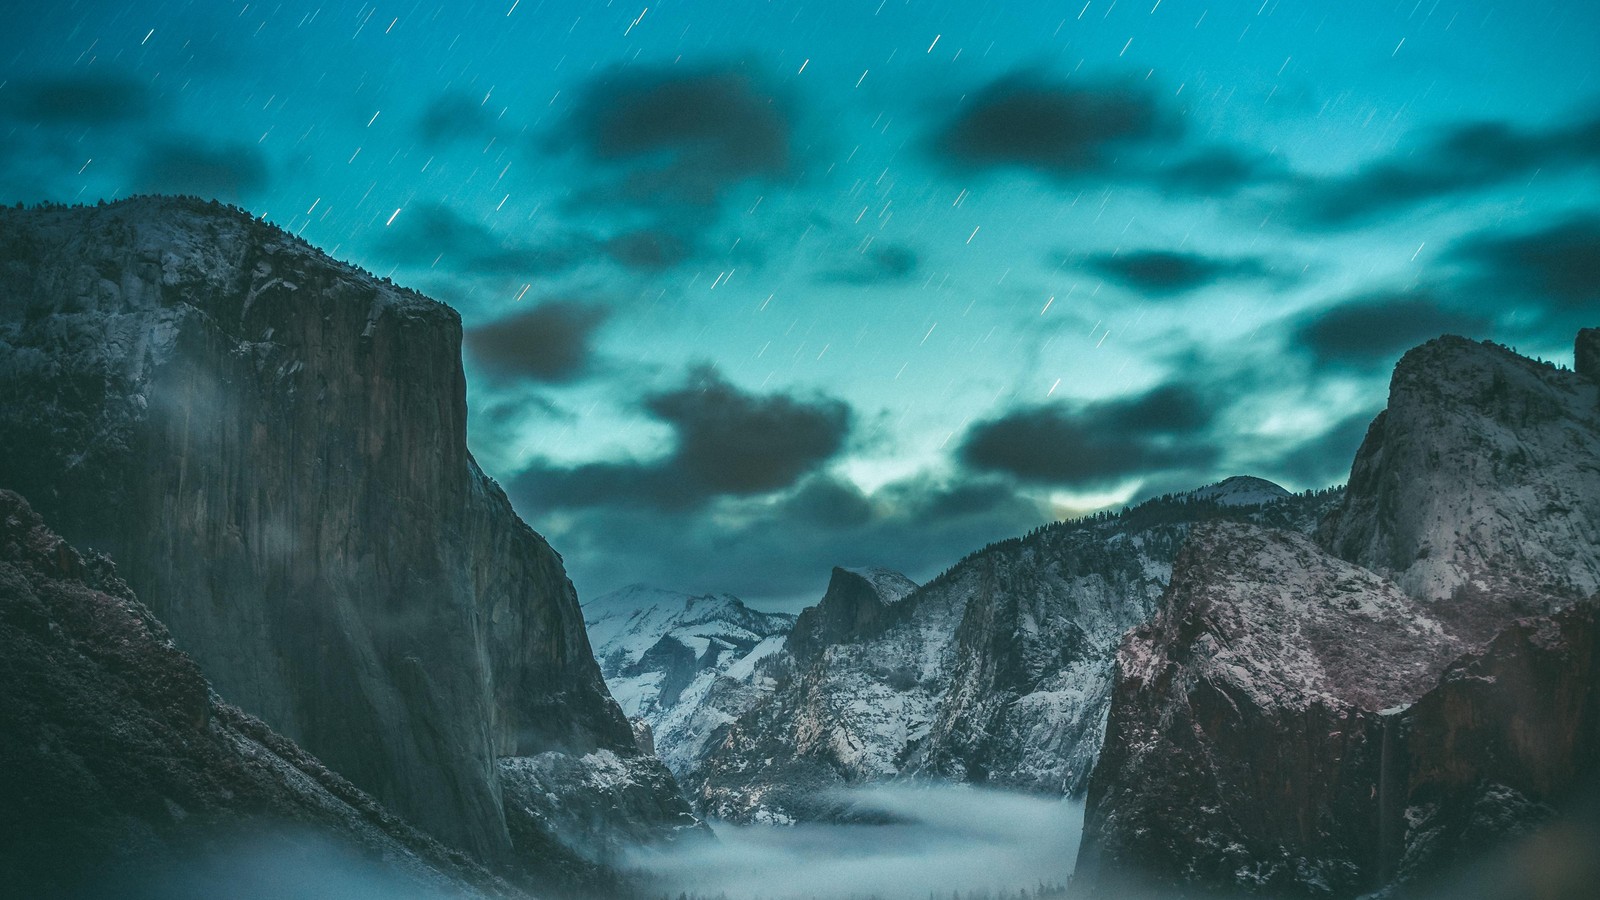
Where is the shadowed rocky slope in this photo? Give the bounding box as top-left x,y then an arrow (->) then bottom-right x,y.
0,489 -> 521,899
0,198 -> 699,882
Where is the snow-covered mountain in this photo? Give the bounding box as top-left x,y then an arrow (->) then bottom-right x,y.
686,479 -> 1342,824
585,585 -> 796,775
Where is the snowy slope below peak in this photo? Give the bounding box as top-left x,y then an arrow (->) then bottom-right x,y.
584,586 -> 795,775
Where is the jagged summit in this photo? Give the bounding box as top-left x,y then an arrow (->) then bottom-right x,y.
785,566 -> 920,665
1186,475 -> 1293,507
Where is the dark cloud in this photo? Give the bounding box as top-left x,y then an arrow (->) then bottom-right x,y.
603,229 -> 692,271
959,384 -> 1221,487
1449,215 -> 1600,312
1083,250 -> 1274,297
1267,410 -> 1377,488
416,92 -> 500,144
1289,112 -> 1600,227
513,366 -> 851,510
130,139 -> 269,201
509,468 -> 1046,609
3,72 -> 154,126
929,75 -> 1179,177
373,203 -> 579,277
465,302 -> 609,383
562,64 -> 792,207
1292,291 -> 1493,369
817,242 -> 920,285
1153,146 -> 1280,194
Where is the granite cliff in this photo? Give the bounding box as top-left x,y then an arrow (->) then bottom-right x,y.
0,198 -> 699,885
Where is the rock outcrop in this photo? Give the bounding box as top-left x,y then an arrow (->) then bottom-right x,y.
0,489 -> 520,899
1077,332 -> 1600,897
0,198 -> 699,880
786,567 -> 917,666
1317,335 -> 1600,641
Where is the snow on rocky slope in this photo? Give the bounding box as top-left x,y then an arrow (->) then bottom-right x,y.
584,586 -> 796,775
685,480 -> 1342,823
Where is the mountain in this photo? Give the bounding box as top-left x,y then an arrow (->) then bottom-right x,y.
0,198 -> 700,887
0,489 -> 520,899
584,585 -> 796,775
688,481 -> 1341,824
1077,332 -> 1600,897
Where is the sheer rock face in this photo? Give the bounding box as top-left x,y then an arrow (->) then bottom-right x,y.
690,487 -> 1338,824
1316,335 -> 1600,642
1077,524 -> 1598,897
0,198 -> 696,869
1077,523 -> 1464,897
1079,333 -> 1600,898
0,489 -> 518,899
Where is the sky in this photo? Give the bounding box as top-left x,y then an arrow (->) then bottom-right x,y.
3,0 -> 1597,609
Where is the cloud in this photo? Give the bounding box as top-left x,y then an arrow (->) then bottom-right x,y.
2,72 -> 155,126
1083,250 -> 1275,297
561,64 -> 793,208
1153,146 -> 1281,194
1267,410 -> 1377,488
817,242 -> 920,285
130,139 -> 270,201
929,75 -> 1179,177
373,203 -> 580,277
958,384 -> 1221,487
1291,291 -> 1492,369
415,92 -> 500,144
1448,215 -> 1600,313
465,302 -> 609,383
1289,111 -> 1600,227
513,366 -> 851,510
602,229 -> 692,271
508,466 -> 1044,609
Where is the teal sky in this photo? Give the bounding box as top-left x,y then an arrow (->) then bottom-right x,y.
4,0 -> 1597,608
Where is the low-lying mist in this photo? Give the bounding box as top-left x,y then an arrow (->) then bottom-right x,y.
626,784 -> 1084,900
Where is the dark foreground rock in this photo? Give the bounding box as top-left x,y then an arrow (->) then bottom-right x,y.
0,489 -> 521,899
0,197 -> 700,888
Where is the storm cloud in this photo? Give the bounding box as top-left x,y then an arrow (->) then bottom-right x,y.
959,384 -> 1221,487
2,72 -> 155,126
1291,291 -> 1492,370
562,64 -> 793,207
131,139 -> 270,201
514,366 -> 851,510
1084,250 -> 1275,297
465,302 -> 609,383
374,203 -> 580,277
1449,215 -> 1600,313
930,75 -> 1179,177
1289,111 -> 1600,227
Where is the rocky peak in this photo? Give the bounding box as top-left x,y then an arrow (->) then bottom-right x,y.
1317,331 -> 1600,642
785,565 -> 919,665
